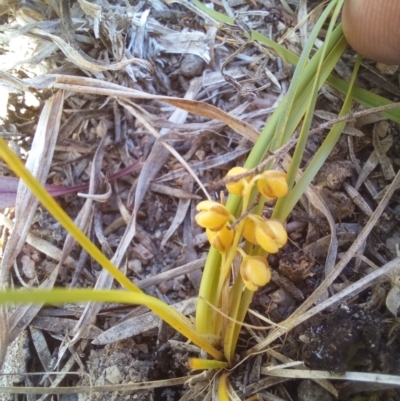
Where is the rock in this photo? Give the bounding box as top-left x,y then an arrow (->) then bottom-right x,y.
131,243 -> 153,264
128,258 -> 143,275
105,365 -> 122,384
298,380 -> 334,401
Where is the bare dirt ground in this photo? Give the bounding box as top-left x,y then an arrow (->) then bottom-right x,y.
0,0 -> 400,400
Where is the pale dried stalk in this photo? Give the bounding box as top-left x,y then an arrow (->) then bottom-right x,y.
48,74 -> 260,142
264,368 -> 400,386
0,375 -> 192,395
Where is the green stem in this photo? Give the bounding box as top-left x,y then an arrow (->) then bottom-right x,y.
223,242 -> 256,361
223,275 -> 246,362
228,287 -> 254,361
215,183 -> 254,331
196,247 -> 221,334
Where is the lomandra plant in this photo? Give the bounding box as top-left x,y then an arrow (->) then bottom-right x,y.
1,0 -> 400,398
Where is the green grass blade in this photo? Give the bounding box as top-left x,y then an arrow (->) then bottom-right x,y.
188,358 -> 228,370
0,138 -> 225,359
191,0 -> 400,124
244,25 -> 347,172
272,0 -> 341,152
280,0 -> 345,197
274,55 -> 362,221
217,372 -> 231,401
327,75 -> 400,123
278,31 -> 348,150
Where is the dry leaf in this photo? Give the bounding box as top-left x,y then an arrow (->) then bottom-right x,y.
0,90 -> 64,368
93,298 -> 196,345
77,0 -> 102,39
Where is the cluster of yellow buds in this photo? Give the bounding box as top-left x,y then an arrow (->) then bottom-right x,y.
195,167 -> 289,292
195,201 -> 235,253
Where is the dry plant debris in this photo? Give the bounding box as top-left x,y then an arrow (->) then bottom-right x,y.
0,0 -> 400,400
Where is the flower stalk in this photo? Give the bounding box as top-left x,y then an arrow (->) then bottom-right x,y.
194,167 -> 288,362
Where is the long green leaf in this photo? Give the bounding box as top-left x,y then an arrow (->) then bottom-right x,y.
275,55 -> 363,221
0,138 -> 139,293
272,0 -> 341,153
191,0 -> 400,124
0,288 -> 224,360
277,0 -> 345,211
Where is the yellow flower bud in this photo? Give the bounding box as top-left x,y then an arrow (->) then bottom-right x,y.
256,170 -> 288,200
242,215 -> 263,244
195,200 -> 230,231
254,219 -> 287,254
225,167 -> 253,196
240,254 -> 271,292
206,224 -> 234,253
243,215 -> 287,253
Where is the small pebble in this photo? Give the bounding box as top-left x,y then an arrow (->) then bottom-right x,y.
153,230 -> 162,240
195,150 -> 206,160
128,259 -> 143,275
105,365 -> 122,384
136,343 -> 148,354
158,280 -> 173,294
298,380 -> 334,401
173,275 -> 185,291
180,54 -> 206,78
131,244 -> 153,264
376,63 -> 398,75
21,255 -> 36,279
